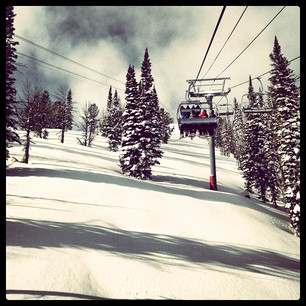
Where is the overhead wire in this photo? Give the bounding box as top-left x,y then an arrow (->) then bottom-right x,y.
202,6 -> 248,78
215,55 -> 300,105
194,6 -> 226,82
14,35 -> 177,116
230,55 -> 300,89
15,33 -> 125,85
215,6 -> 286,78
16,50 -> 177,118
16,51 -> 125,92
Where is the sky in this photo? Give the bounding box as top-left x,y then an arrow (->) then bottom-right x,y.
6,127 -> 300,300
13,6 -> 300,119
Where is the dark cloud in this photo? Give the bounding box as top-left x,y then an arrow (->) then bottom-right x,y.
43,6 -> 197,65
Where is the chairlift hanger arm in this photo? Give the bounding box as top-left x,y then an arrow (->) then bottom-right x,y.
186,77 -> 231,83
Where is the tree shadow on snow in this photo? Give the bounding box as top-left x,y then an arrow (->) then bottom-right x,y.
6,218 -> 299,281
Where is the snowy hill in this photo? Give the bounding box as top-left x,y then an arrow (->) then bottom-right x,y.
6,128 -> 300,300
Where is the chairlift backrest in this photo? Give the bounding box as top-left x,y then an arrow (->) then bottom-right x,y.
240,92 -> 273,114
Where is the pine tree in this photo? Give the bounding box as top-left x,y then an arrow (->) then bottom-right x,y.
66,89 -> 74,131
107,86 -> 113,111
55,86 -> 72,143
219,116 -> 234,157
49,101 -> 63,129
31,90 -> 51,138
119,65 -> 144,178
263,104 -> 280,207
159,107 -> 174,144
100,86 -> 113,138
6,6 -> 21,161
107,89 -> 123,151
232,97 -> 246,170
140,48 -> 163,176
241,76 -> 270,202
120,49 -> 163,180
268,36 -> 300,236
214,118 -> 223,149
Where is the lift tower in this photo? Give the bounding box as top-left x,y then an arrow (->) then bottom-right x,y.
186,77 -> 230,190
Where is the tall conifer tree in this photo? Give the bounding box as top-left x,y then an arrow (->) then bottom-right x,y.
140,48 -> 163,174
107,89 -> 123,151
241,77 -> 270,202
119,65 -> 144,177
66,89 -> 74,131
268,36 -> 300,236
232,97 -> 246,170
6,6 -> 21,161
100,86 -> 113,138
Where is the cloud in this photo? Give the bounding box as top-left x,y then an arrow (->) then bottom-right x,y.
13,6 -> 300,119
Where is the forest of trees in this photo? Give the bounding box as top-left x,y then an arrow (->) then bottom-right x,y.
6,6 -> 299,236
215,37 -> 300,236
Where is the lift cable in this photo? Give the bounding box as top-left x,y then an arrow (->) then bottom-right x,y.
231,55 -> 300,89
15,33 -> 125,85
202,6 -> 248,78
16,51 -> 125,92
215,55 -> 300,105
194,6 -> 226,83
215,6 -> 286,78
16,51 -> 177,119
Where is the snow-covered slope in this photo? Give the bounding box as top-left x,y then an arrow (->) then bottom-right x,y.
6,128 -> 300,300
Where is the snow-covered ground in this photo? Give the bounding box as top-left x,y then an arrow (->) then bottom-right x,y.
6,127 -> 300,300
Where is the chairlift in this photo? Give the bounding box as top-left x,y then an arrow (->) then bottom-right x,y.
185,77 -> 231,102
177,101 -> 219,137
216,96 -> 234,117
240,77 -> 272,114
241,93 -> 273,114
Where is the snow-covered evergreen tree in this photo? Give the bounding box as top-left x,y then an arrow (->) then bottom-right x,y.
262,103 -> 280,208
119,65 -> 145,178
31,90 -> 51,138
6,6 -> 21,161
120,49 -> 163,180
55,86 -> 70,143
214,118 -> 223,149
66,89 -> 74,131
107,86 -> 113,111
241,76 -> 270,202
159,107 -> 174,144
219,116 -> 234,157
268,36 -> 300,236
107,89 -> 123,152
100,86 -> 113,138
232,97 -> 246,170
140,48 -> 163,174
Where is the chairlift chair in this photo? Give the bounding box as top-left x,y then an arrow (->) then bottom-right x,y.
186,77 -> 231,102
241,93 -> 273,114
216,96 -> 234,117
177,101 -> 219,137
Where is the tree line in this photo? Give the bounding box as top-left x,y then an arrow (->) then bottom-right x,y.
214,37 -> 300,237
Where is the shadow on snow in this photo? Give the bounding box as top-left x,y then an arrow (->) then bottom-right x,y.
6,218 -> 299,281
